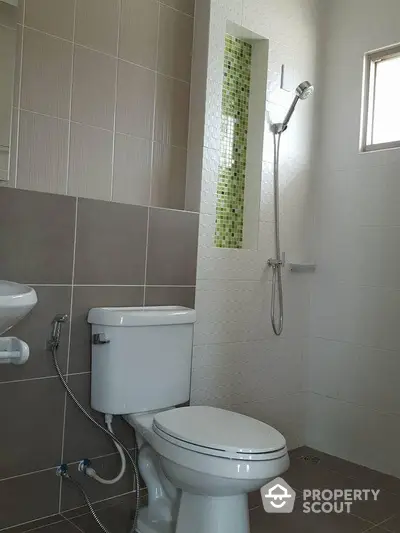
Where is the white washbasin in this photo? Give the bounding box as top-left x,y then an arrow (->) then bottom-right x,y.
0,281 -> 37,335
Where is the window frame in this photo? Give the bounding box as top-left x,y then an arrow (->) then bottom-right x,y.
360,43 -> 400,153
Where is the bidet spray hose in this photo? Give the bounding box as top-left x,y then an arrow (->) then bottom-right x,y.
84,414 -> 127,485
49,316 -> 140,533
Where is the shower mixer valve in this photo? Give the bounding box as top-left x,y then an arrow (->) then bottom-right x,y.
268,253 -> 286,268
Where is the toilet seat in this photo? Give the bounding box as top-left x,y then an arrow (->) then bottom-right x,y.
153,406 -> 287,461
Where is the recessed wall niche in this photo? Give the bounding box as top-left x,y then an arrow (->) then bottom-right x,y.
214,24 -> 269,250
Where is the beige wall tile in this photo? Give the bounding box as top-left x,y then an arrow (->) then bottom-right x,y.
12,24 -> 22,112
113,133 -> 152,205
0,2 -> 17,28
119,0 -> 158,69
116,60 -> 155,139
25,0 -> 75,40
21,29 -> 73,119
68,122 -> 113,200
75,0 -> 120,55
158,5 -> 193,82
151,142 -> 186,209
154,74 -> 190,148
8,107 -> 18,187
71,46 -> 116,130
161,0 -> 195,16
17,110 -> 69,194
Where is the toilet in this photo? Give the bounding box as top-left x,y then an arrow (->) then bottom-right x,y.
88,306 -> 289,533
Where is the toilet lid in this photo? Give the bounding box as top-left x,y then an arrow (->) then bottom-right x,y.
153,406 -> 286,459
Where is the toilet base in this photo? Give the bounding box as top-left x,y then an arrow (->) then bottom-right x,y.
136,508 -> 175,533
176,492 -> 250,533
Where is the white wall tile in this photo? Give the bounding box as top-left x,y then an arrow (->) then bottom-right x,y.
191,0 -> 317,445
311,0 -> 400,471
305,393 -> 400,477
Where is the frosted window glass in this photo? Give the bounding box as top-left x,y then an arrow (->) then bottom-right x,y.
371,55 -> 400,145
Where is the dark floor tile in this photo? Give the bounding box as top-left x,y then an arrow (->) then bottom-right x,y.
22,521 -> 81,533
144,286 -> 195,308
250,504 -> 372,533
380,515 -> 400,532
61,491 -> 139,520
0,378 -> 65,479
68,286 -> 144,374
74,199 -> 148,285
62,374 -> 135,464
305,509 -> 374,533
0,188 -> 75,283
71,499 -> 134,533
1,515 -> 65,533
248,490 -> 262,510
289,446 -> 313,460
300,448 -> 400,495
1,286 -> 72,382
350,490 -> 400,525
283,451 -> 400,526
146,208 -> 199,286
0,469 -> 60,530
283,456 -> 352,492
60,455 -> 134,512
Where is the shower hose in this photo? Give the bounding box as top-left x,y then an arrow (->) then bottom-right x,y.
49,317 -> 140,533
270,131 -> 284,336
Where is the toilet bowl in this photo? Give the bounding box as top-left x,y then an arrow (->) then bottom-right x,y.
125,406 -> 289,533
88,306 -> 289,533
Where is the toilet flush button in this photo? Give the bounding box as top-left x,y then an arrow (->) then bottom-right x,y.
92,333 -> 110,345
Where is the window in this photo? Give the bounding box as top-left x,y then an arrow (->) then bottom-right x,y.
361,44 -> 400,152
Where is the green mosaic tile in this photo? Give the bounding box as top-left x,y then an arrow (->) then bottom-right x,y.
214,35 -> 252,249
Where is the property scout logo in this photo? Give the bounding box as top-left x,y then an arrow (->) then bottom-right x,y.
261,478 -> 380,514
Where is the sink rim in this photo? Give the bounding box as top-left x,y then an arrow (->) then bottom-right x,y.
0,280 -> 38,307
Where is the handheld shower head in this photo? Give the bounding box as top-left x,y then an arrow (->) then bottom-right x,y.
296,81 -> 314,100
271,80 -> 314,133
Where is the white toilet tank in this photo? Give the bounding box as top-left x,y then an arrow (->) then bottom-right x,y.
87,306 -> 196,415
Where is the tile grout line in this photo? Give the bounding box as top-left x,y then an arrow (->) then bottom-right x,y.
144,0 -> 162,305
58,194 -> 78,513
60,516 -> 84,533
13,0 -> 25,188
109,0 -> 122,202
148,0 -> 161,206
0,449 -> 128,485
28,284 -> 197,288
64,0 -> 77,196
59,489 -> 137,520
19,25 -> 191,85
16,104 -> 191,151
0,514 -> 63,533
159,1 -> 194,18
